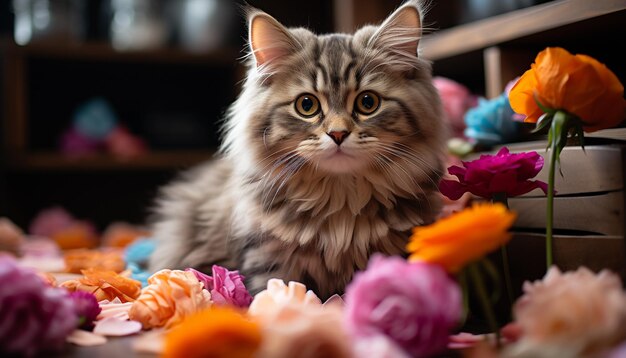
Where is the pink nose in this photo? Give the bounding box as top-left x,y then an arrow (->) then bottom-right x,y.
327,131 -> 350,145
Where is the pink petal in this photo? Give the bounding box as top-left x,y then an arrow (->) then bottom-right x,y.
323,294 -> 345,308
98,301 -> 133,320
93,317 -> 142,336
132,329 -> 166,355
67,329 -> 108,346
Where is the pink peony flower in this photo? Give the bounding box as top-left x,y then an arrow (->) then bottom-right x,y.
511,266 -> 626,356
255,303 -> 352,358
353,334 -> 411,358
0,255 -> 78,356
433,76 -> 477,138
186,266 -> 253,308
344,255 -> 462,357
439,147 -> 548,200
70,291 -> 102,330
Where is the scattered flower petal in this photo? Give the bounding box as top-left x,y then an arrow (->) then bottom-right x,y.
61,268 -> 142,302
93,317 -> 142,337
66,329 -> 107,347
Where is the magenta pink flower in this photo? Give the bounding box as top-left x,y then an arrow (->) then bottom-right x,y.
344,255 -> 462,357
439,147 -> 548,200
186,266 -> 253,308
0,255 -> 77,356
69,291 -> 101,330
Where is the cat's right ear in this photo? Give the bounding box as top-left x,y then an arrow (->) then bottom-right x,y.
248,8 -> 299,68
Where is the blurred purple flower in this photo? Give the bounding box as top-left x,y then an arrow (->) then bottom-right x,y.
70,291 -> 101,330
29,206 -> 75,238
59,127 -> 101,158
186,265 -> 253,308
439,147 -> 548,200
0,255 -> 77,356
344,255 -> 462,358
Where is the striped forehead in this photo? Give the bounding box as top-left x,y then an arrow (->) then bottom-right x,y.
307,35 -> 360,109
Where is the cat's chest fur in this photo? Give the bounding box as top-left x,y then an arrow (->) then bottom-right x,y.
233,165 -> 440,297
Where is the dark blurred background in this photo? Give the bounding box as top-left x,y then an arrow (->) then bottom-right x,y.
0,0 -> 622,233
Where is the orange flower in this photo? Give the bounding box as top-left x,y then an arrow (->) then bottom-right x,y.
163,307 -> 262,358
407,203 -> 516,273
64,249 -> 126,274
101,222 -> 150,248
52,222 -> 98,250
60,268 -> 142,302
509,47 -> 625,132
129,269 -> 212,329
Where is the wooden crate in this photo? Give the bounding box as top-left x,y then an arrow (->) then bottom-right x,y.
503,142 -> 626,283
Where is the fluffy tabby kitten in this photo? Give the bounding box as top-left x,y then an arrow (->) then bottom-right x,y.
149,0 -> 447,299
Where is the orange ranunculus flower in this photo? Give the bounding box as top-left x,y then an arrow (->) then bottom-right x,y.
407,202 -> 516,273
129,269 -> 212,329
60,268 -> 142,302
163,307 -> 262,358
510,47 -> 626,132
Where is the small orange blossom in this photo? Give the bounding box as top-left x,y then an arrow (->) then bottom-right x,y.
163,307 -> 262,358
407,202 -> 516,273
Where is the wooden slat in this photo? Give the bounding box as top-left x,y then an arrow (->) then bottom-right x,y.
483,46 -> 537,99
3,45 -> 27,152
509,191 -> 624,236
5,151 -> 215,171
507,232 -> 626,285
421,0 -> 626,60
2,40 -> 239,66
504,144 -> 625,195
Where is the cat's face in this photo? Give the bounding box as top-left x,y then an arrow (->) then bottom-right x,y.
224,1 -> 445,179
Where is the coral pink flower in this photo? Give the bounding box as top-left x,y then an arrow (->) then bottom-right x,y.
254,303 -> 351,358
186,266 -> 253,308
439,147 -> 548,200
248,279 -> 321,316
512,266 -> 626,356
344,255 -> 461,357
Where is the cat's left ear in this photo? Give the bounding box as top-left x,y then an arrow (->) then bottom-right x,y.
369,0 -> 423,58
247,8 -> 300,68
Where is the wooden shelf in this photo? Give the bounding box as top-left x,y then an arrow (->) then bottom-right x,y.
0,38 -> 241,66
5,151 -> 215,171
421,0 -> 626,61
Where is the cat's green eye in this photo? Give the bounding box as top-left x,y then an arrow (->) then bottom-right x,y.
355,91 -> 381,115
295,94 -> 321,118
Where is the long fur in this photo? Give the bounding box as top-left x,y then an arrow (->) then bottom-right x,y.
149,0 -> 447,299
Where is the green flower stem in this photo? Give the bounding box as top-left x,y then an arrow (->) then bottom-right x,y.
468,262 -> 500,348
546,130 -> 557,268
545,110 -> 570,268
492,193 -> 514,312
